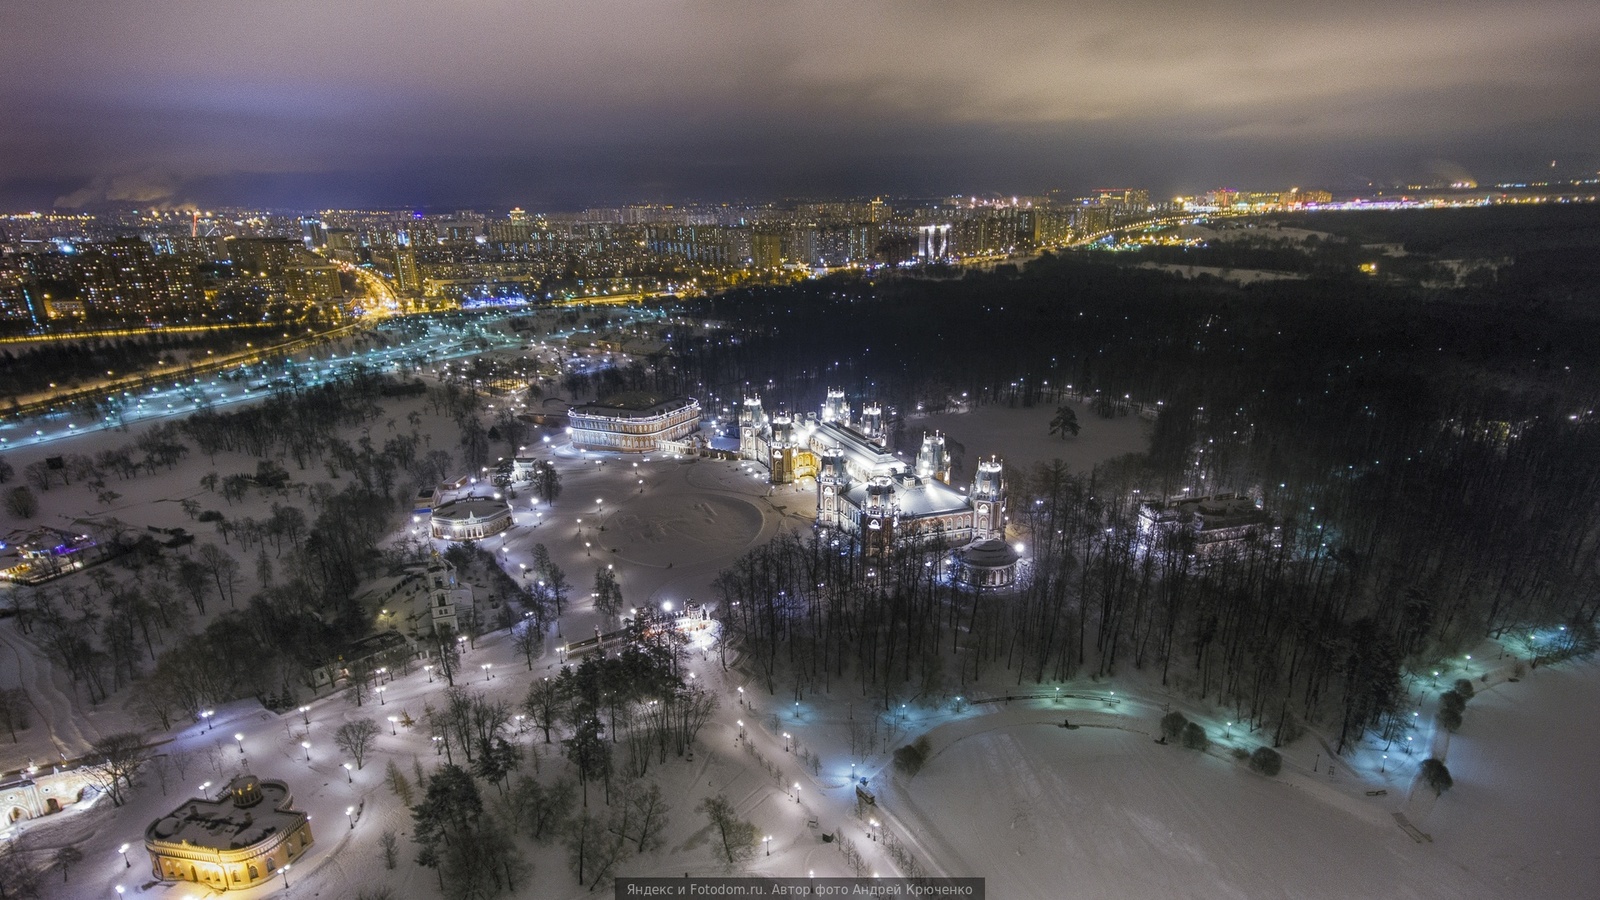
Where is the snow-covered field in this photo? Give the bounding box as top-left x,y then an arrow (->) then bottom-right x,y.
1424,657 -> 1600,897
896,698 -> 1593,890
908,400 -> 1151,478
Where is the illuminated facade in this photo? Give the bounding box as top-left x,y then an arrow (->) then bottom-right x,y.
430,497 -> 513,540
569,393 -> 701,452
953,537 -> 1021,588
1137,493 -> 1273,557
0,766 -> 92,824
741,390 -> 1006,553
145,775 -> 314,892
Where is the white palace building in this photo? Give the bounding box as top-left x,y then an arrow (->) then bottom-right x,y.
740,389 -> 1009,559
569,392 -> 701,453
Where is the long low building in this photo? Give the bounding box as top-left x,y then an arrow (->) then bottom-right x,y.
569,392 -> 701,452
430,496 -> 513,540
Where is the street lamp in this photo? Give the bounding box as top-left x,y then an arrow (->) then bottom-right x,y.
116,886 -> 125,897
424,664 -> 434,683
737,720 -> 745,740
235,733 -> 245,754
281,863 -> 291,888
764,835 -> 772,856
388,715 -> 398,735
199,710 -> 213,731
783,732 -> 791,752
376,686 -> 386,705
347,806 -> 356,829
794,783 -> 801,803
301,741 -> 311,761
482,663 -> 493,682
299,705 -> 310,725
737,687 -> 744,706
118,843 -> 130,868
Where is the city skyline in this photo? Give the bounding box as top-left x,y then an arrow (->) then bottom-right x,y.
4,1 -> 1599,211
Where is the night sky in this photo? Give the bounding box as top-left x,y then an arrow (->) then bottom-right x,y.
3,0 -> 1598,210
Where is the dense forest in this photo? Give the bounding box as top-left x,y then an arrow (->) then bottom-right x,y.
694,205 -> 1600,752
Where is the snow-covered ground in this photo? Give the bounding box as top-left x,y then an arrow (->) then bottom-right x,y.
908,400 -> 1151,478
1423,657 -> 1600,897
905,721 -> 1483,898
3,371 -> 1595,900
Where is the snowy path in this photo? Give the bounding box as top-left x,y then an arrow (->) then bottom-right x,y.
0,621 -> 99,762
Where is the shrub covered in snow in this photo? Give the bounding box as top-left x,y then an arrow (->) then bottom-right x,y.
1160,711 -> 1189,742
1249,747 -> 1282,776
893,736 -> 933,775
1421,758 -> 1453,796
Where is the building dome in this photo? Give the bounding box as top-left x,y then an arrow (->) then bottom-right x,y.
230,775 -> 264,808
955,537 -> 1019,588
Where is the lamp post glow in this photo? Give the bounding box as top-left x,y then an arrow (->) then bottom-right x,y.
235,733 -> 245,754
376,685 -> 386,705
737,720 -> 745,740
343,763 -> 352,783
118,842 -> 130,867
795,783 -> 801,803
425,664 -> 434,683
347,805 -> 356,829
482,663 -> 493,681
737,686 -> 744,707
299,705 -> 310,725
783,732 -> 791,752
301,741 -> 311,761
764,835 -> 772,856
281,863 -> 290,888
388,715 -> 398,735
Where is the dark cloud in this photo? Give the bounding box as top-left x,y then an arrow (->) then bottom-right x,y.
3,1 -> 1598,209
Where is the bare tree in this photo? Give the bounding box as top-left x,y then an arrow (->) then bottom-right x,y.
512,620 -> 542,671
51,847 -> 82,883
379,829 -> 399,870
620,780 -> 670,853
523,677 -> 564,744
84,733 -> 152,807
4,486 -> 38,518
698,794 -> 757,868
0,688 -> 30,742
336,718 -> 382,769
